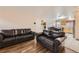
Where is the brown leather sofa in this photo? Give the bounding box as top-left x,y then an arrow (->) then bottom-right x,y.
0,29 -> 35,48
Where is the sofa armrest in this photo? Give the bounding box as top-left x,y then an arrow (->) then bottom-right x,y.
35,32 -> 43,40
31,31 -> 35,37
55,37 -> 66,43
0,33 -> 4,42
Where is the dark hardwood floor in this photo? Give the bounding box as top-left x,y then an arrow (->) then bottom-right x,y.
0,39 -> 76,53
0,40 -> 51,53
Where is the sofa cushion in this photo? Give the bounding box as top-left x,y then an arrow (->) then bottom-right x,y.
16,34 -> 33,39
43,30 -> 51,37
3,37 -> 16,42
0,33 -> 4,42
37,36 -> 54,49
50,31 -> 65,38
1,29 -> 15,37
15,29 -> 31,36
48,27 -> 62,31
23,29 -> 31,34
21,29 -> 24,34
15,29 -> 22,35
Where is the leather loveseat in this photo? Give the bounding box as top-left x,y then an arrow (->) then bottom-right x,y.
0,29 -> 35,48
37,30 -> 65,53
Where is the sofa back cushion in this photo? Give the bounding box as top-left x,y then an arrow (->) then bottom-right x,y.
15,29 -> 22,35
0,33 -> 4,42
50,31 -> 65,38
43,30 -> 51,37
2,29 -> 15,37
23,29 -> 31,34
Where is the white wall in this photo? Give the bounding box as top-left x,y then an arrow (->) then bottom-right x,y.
0,6 -> 75,30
